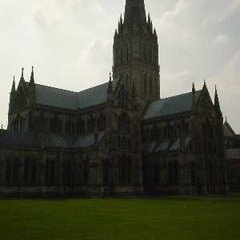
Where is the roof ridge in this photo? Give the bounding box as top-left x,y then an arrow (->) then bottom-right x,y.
36,83 -> 77,94
36,81 -> 108,94
78,81 -> 108,94
160,90 -> 201,101
224,121 -> 236,136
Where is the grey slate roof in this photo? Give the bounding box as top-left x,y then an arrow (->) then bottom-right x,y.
0,131 -> 39,147
142,142 -> 156,153
35,85 -> 78,110
143,137 -> 192,153
75,132 -> 104,148
155,140 -> 171,152
0,131 -> 105,149
35,79 -> 119,110
169,138 -> 180,151
144,91 -> 201,120
223,122 -> 236,138
44,134 -> 74,148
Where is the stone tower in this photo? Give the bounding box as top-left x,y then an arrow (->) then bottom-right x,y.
113,0 -> 160,109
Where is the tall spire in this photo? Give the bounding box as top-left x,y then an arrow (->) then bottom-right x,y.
192,82 -> 196,110
124,0 -> 146,28
192,82 -> 196,94
20,67 -> 25,82
113,0 -> 160,109
30,66 -> 35,85
11,76 -> 16,92
214,85 -> 221,113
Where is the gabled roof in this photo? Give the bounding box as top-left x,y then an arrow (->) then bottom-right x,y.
223,121 -> 236,138
77,83 -> 108,109
144,91 -> 201,120
35,79 -> 119,110
35,85 -> 78,110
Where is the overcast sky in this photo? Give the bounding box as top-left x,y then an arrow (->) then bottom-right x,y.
0,0 -> 239,132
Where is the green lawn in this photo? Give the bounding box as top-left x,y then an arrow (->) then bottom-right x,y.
0,197 -> 239,240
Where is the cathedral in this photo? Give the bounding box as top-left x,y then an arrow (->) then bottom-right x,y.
0,0 -> 226,197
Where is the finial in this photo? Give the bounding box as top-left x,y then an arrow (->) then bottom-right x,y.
20,67 -> 25,81
153,28 -> 157,36
107,72 -> 113,94
21,67 -> 24,77
214,85 -> 218,96
192,82 -> 195,93
214,84 -> 221,113
30,66 -> 35,84
11,75 -> 16,92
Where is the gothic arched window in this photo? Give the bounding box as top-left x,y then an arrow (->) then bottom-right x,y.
149,76 -> 153,95
118,114 -> 130,134
103,159 -> 110,184
126,44 -> 129,61
9,157 -> 21,186
46,159 -> 55,186
24,157 -> 37,186
78,117 -> 85,135
168,161 -> 178,185
144,74 -> 147,95
118,156 -> 132,185
63,158 -> 76,186
97,113 -> 106,131
117,85 -> 128,108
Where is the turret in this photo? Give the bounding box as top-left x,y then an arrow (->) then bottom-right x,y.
192,82 -> 196,110
107,73 -> 114,103
30,66 -> 35,85
11,76 -> 16,93
20,67 -> 25,82
107,73 -> 113,94
214,85 -> 222,117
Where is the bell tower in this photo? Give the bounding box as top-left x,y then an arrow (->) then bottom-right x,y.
113,0 -> 160,108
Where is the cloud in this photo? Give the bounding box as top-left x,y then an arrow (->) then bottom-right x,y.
206,50 -> 240,132
75,38 -> 112,89
212,35 -> 229,45
211,50 -> 240,86
28,0 -> 77,28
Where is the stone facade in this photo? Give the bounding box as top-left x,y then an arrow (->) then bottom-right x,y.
0,0 -> 226,197
224,121 -> 240,192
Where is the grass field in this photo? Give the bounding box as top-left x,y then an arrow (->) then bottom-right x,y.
0,196 -> 239,240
